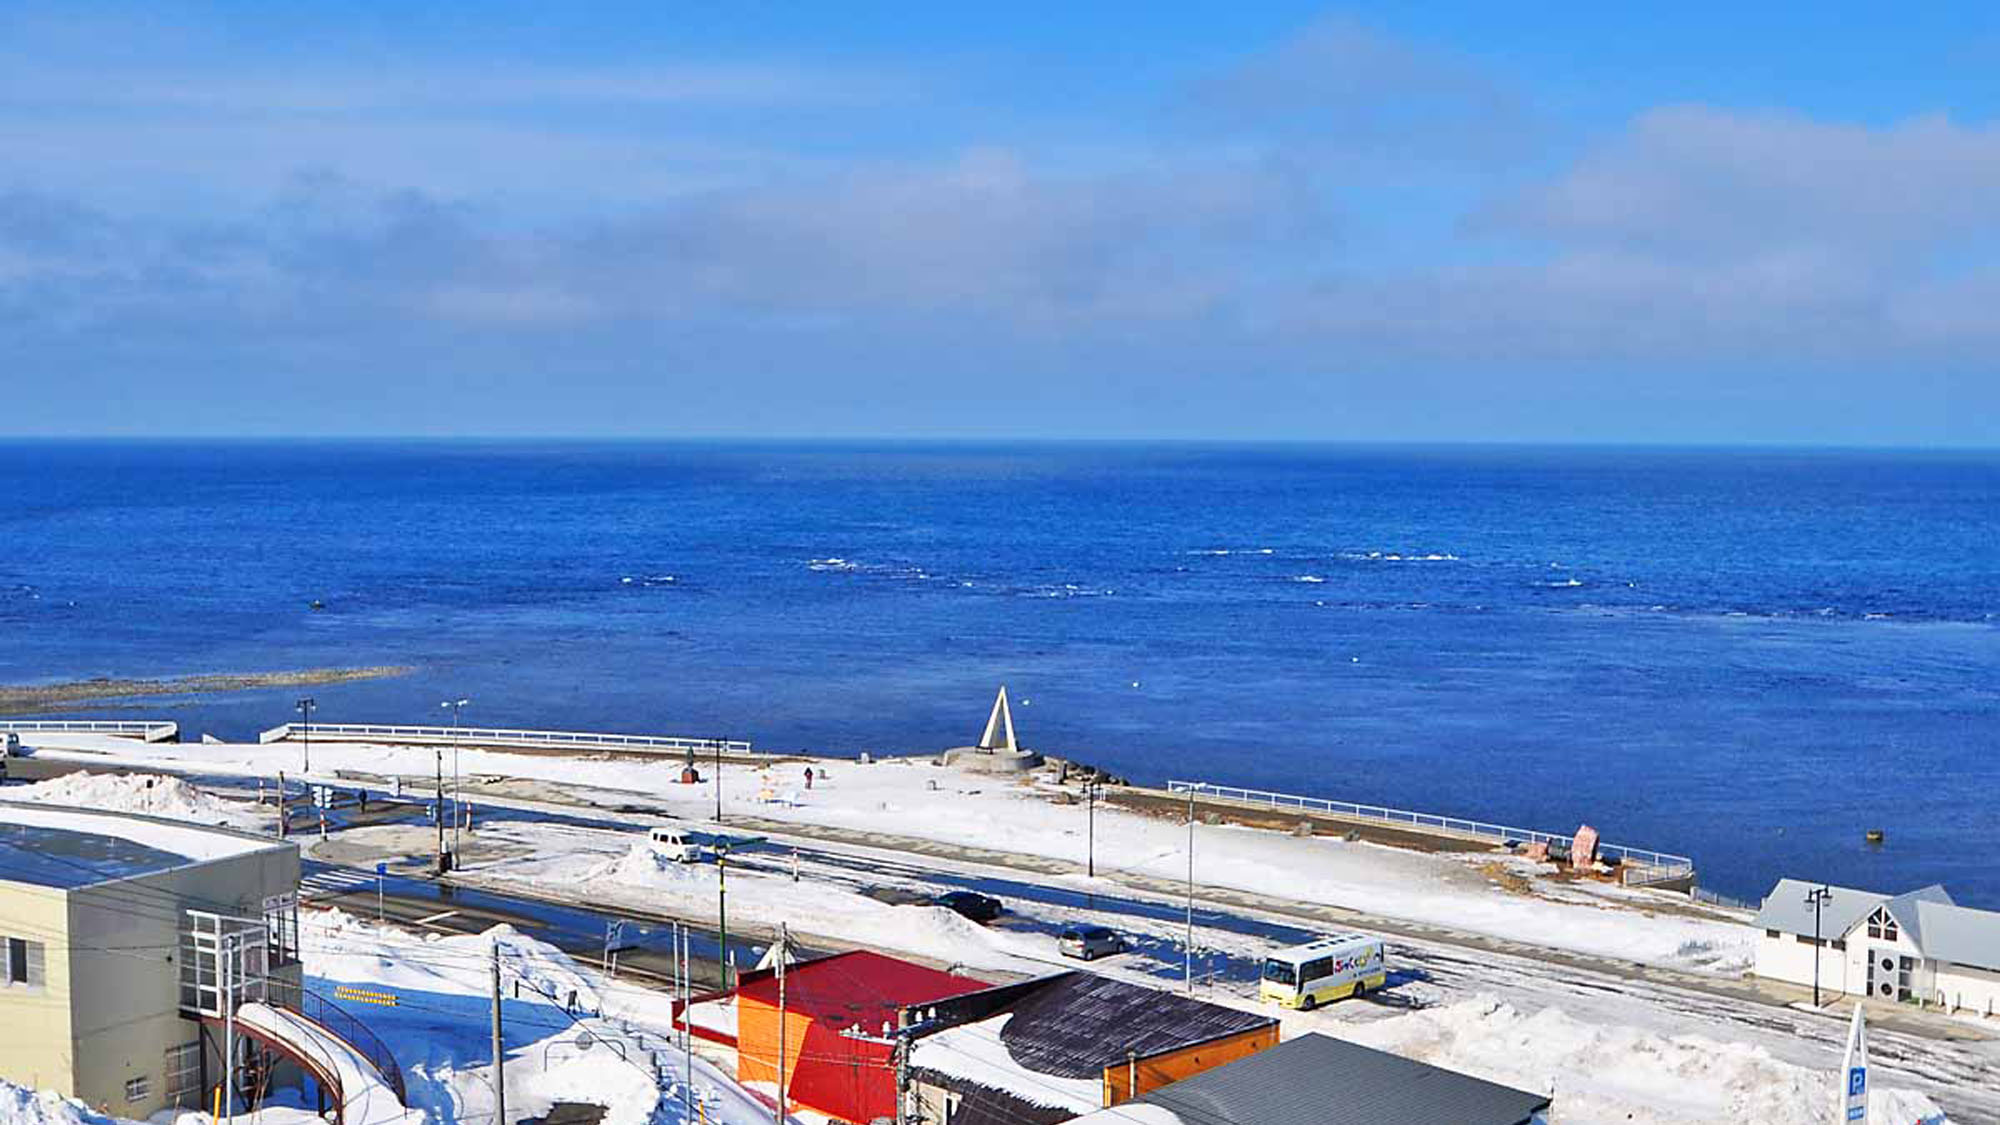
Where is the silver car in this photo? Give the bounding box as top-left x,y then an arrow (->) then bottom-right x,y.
1059,926 -> 1125,961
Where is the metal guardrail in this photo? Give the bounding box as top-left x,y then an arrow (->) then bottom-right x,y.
260,721 -> 754,756
1165,780 -> 1695,880
0,719 -> 179,742
293,988 -> 407,1103
1691,885 -> 1759,912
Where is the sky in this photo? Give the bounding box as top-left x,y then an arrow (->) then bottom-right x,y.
3,2 -> 1999,444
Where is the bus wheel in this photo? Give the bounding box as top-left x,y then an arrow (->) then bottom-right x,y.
1299,994 -> 1317,1012
1352,980 -> 1367,999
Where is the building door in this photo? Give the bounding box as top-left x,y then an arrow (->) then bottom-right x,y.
1866,950 -> 1913,1002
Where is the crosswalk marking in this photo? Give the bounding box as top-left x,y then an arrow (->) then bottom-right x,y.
300,867 -> 376,899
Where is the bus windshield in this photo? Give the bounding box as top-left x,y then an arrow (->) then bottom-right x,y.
1261,959 -> 1297,987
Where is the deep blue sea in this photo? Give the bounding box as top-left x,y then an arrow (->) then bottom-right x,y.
2,441 -> 1995,905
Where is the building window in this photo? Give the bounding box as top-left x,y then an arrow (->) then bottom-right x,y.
1866,908 -> 1899,943
164,1043 -> 202,1107
125,1076 -> 151,1103
1796,935 -> 1819,946
1831,939 -> 1847,950
4,937 -> 42,988
1765,929 -> 1782,939
263,895 -> 300,968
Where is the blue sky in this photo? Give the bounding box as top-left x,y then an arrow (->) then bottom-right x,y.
4,2 -> 1998,443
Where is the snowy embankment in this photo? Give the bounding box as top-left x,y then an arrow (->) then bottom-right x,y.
6,769 -> 268,831
1337,996 -> 1947,1125
27,733 -> 1755,976
0,1083 -> 128,1125
476,832 -> 1054,975
301,909 -> 777,1125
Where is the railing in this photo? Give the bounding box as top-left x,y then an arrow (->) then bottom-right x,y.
259,722 -> 754,757
0,719 -> 179,742
293,989 -> 407,1103
1164,780 -> 1695,882
1691,885 -> 1758,912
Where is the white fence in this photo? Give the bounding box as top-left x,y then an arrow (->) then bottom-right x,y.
0,719 -> 179,742
259,722 -> 754,757
1165,779 -> 1695,884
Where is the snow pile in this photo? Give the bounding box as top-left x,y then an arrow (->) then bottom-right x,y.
1340,997 -> 1951,1125
0,1081 -> 127,1125
11,770 -> 264,830
548,842 -> 1050,974
299,909 -> 771,1125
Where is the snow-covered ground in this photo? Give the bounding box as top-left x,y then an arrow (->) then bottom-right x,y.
11,741 -> 1983,1124
1338,996 -> 1945,1125
25,735 -> 1753,974
298,909 -> 780,1125
449,823 -> 1054,975
5,769 -> 270,831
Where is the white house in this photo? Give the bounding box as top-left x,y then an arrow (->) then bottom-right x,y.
1753,878 -> 2000,1016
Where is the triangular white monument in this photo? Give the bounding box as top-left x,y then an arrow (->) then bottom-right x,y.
1838,1003 -> 1868,1123
977,686 -> 1018,753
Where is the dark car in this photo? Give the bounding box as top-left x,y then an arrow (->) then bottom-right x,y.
934,890 -> 1004,923
1058,926 -> 1125,961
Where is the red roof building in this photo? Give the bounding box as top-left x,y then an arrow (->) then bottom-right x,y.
736,951 -> 989,1124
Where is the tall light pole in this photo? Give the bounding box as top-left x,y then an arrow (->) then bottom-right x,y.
1084,780 -> 1101,880
1805,885 -> 1833,1007
1185,786 -> 1195,994
295,697 -> 316,773
442,699 -> 470,854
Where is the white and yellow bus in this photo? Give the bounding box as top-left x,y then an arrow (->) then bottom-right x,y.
1259,933 -> 1387,1010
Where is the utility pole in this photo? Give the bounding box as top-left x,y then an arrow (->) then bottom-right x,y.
717,849 -> 731,989
490,940 -> 506,1125
435,749 -> 448,875
680,924 -> 694,1119
442,699 -> 470,856
714,739 -> 724,824
1805,885 -> 1833,1007
775,922 -> 789,1125
1185,786 -> 1195,994
295,697 -> 315,773
276,771 -> 287,838
221,931 -> 237,1125
1085,780 -> 1099,879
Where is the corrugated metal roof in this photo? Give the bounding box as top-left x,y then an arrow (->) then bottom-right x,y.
996,973 -> 1275,1079
1128,1033 -> 1550,1125
1909,900 -> 2000,973
1754,878 -> 1886,939
735,949 -> 988,1034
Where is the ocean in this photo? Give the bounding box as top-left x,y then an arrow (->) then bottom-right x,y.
2,440 -> 1995,905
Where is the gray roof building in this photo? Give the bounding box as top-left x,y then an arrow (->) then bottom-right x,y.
1068,1033 -> 1551,1125
1754,878 -> 2000,974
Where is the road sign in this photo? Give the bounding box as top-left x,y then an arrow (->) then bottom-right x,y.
1839,1004 -> 1868,1123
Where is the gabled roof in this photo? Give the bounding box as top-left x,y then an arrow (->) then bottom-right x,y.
1904,900 -> 2000,973
1069,1033 -> 1550,1125
908,973 -> 1276,1114
1754,878 -> 1887,939
735,950 -> 988,1036
1880,885 -> 1957,950
1757,879 -> 2000,972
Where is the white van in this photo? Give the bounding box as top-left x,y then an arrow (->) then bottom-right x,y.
646,825 -> 714,864
1259,933 -> 1387,1010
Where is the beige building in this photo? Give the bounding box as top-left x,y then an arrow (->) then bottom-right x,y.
0,801 -> 299,1116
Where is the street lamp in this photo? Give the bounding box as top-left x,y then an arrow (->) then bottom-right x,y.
1083,779 -> 1101,880
441,699 -> 470,853
1805,885 -> 1834,1007
295,698 -> 316,773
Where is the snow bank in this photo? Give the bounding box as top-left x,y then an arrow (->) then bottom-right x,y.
545,841 -> 1052,974
0,1081 -> 127,1125
10,770 -> 265,830
1339,997 -> 1950,1125
31,735 -> 1754,975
